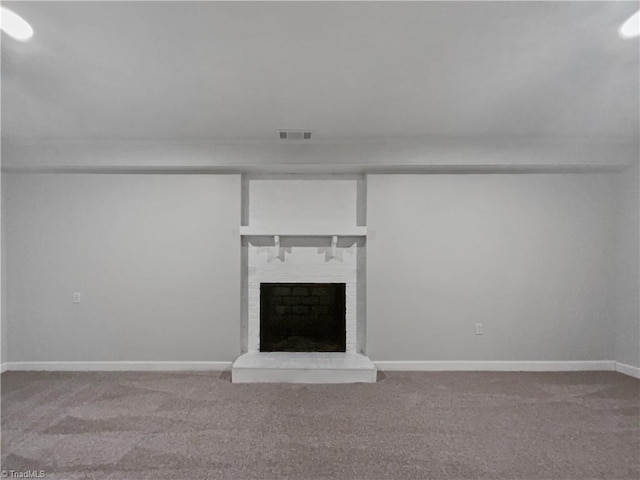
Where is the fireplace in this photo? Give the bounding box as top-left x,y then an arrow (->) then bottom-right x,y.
244,236 -> 361,354
260,283 -> 346,352
233,179 -> 376,382
234,234 -> 376,383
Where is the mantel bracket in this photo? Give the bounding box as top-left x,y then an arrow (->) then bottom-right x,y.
273,235 -> 281,261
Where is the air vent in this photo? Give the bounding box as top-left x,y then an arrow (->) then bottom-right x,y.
278,130 -> 313,140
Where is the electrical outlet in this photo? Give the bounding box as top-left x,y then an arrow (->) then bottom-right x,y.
475,323 -> 483,335
72,292 -> 81,304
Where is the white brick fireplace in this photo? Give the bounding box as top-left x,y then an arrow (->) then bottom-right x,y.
247,238 -> 358,353
231,177 -> 376,383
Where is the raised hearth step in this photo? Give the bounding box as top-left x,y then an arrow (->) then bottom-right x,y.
231,352 -> 377,384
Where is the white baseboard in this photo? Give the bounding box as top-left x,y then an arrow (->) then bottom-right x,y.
615,362 -> 640,379
374,360 -> 617,372
2,361 -> 232,372
3,360 -> 636,377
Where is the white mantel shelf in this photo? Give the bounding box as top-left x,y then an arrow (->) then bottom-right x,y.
239,226 -> 367,237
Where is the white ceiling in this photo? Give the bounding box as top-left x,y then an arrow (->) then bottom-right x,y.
2,1 -> 638,146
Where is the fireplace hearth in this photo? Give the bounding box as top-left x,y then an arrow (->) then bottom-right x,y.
260,283 -> 346,352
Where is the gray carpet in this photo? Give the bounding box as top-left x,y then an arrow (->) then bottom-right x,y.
1,370 -> 639,480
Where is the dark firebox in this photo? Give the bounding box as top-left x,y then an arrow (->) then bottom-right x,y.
260,283 -> 346,352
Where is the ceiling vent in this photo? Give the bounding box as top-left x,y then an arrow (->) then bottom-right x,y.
278,130 -> 312,140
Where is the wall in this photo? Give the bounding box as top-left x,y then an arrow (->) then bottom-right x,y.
2,171 -> 636,368
3,174 -> 241,363
367,174 -> 617,362
1,167 -> 4,367
248,178 -> 359,229
613,165 -> 640,368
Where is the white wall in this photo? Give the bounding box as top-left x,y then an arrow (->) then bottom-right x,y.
1,168 -> 4,367
3,170 -> 636,367
3,174 -> 241,363
248,179 -> 359,229
367,174 -> 617,361
613,165 -> 640,368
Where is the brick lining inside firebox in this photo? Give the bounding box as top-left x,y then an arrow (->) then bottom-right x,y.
260,283 -> 346,352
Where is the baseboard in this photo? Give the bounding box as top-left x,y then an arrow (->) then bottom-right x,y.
2,361 -> 232,372
615,362 -> 640,379
3,360 -> 635,376
374,360 -> 617,372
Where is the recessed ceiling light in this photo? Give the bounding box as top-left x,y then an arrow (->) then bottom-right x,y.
1,7 -> 34,42
619,10 -> 639,39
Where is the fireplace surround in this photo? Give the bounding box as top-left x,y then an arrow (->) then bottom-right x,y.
245,236 -> 360,353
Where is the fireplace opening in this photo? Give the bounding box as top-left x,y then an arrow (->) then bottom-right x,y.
260,283 -> 346,352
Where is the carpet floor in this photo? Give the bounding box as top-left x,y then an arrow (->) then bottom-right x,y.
1,370 -> 639,480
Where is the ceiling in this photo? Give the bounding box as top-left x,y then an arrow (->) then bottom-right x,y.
1,1 -> 638,170
3,1 -> 639,140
